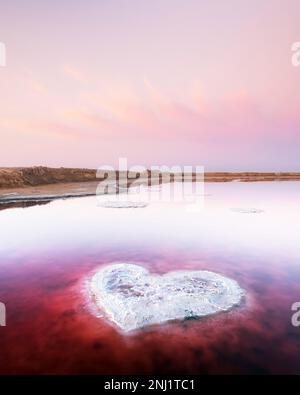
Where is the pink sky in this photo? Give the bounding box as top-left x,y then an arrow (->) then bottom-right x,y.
0,0 -> 300,170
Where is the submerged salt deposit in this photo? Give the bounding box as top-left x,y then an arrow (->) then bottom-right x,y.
90,263 -> 244,331
98,201 -> 148,208
231,208 -> 264,214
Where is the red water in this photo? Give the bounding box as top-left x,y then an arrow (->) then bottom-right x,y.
0,247 -> 299,374
0,183 -> 300,374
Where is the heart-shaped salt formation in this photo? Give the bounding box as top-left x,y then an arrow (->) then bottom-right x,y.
90,263 -> 244,332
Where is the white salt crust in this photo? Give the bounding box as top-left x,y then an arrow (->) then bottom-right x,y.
91,263 -> 244,331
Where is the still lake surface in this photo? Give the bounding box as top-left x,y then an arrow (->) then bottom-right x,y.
0,182 -> 299,374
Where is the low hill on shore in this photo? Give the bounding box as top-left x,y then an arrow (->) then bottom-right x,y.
1,166 -> 300,189
0,167 -> 96,188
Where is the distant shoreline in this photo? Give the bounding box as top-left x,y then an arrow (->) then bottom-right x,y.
1,166 -> 300,190
0,167 -> 299,210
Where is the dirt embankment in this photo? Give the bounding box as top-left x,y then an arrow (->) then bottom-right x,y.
0,167 -> 97,189
1,167 -> 300,189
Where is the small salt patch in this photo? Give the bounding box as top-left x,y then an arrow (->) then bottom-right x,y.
231,208 -> 264,214
98,201 -> 148,208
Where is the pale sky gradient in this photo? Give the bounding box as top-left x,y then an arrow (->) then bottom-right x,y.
1,0 -> 300,170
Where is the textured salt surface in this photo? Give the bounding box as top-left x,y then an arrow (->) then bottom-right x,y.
90,263 -> 244,331
231,208 -> 264,214
98,201 -> 148,208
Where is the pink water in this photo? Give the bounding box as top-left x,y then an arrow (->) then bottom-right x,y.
0,182 -> 300,374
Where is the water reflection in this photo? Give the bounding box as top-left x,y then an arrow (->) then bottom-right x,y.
0,182 -> 299,374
